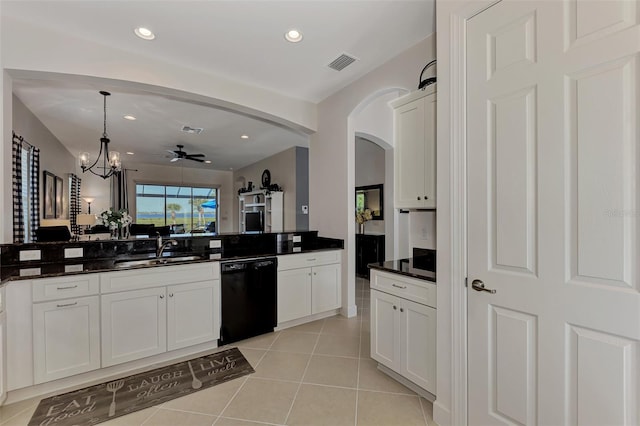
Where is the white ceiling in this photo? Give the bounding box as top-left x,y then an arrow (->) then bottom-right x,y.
5,1 -> 435,171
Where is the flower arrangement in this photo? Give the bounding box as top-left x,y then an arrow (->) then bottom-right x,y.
356,208 -> 373,224
97,208 -> 133,230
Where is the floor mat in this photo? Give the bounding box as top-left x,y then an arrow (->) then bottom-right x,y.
28,347 -> 254,426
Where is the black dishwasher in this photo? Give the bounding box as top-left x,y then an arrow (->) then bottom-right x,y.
220,257 -> 277,344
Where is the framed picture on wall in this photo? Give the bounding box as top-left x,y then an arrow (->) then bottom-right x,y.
43,171 -> 56,219
55,176 -> 64,218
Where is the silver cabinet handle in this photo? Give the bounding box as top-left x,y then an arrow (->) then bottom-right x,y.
472,279 -> 496,294
56,302 -> 78,308
159,295 -> 165,299
400,308 -> 404,312
417,196 -> 421,200
307,258 -> 316,261
169,293 -> 174,297
393,305 -> 397,310
392,284 -> 407,289
425,196 -> 429,200
57,285 -> 78,290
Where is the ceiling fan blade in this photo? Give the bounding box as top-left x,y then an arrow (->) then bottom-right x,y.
187,157 -> 205,163
167,149 -> 179,155
186,154 -> 205,158
170,157 -> 181,162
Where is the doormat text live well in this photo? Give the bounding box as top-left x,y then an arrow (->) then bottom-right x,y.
29,347 -> 254,426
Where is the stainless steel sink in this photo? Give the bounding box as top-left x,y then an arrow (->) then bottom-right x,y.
114,255 -> 205,268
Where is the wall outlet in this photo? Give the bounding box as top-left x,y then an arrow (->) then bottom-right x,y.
64,248 -> 84,258
19,250 -> 41,261
209,240 -> 222,249
302,205 -> 309,214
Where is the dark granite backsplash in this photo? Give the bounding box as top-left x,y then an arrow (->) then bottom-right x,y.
0,231 -> 343,268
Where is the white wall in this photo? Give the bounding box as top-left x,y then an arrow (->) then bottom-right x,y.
233,147 -> 298,231
13,95 -> 76,219
310,35 -> 436,317
111,162 -> 235,233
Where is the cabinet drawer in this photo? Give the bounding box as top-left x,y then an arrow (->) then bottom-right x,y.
371,270 -> 436,308
101,262 -> 216,293
278,250 -> 341,270
32,274 -> 100,302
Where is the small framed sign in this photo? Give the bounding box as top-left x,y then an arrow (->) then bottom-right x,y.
43,171 -> 56,219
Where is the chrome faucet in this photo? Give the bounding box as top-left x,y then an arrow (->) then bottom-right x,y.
156,235 -> 178,258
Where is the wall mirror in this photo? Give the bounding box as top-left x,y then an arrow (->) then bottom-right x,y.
355,184 -> 383,220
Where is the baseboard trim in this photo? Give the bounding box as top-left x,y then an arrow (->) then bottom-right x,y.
433,400 -> 451,426
275,309 -> 341,331
344,304 -> 358,318
5,341 -> 220,405
377,364 -> 435,402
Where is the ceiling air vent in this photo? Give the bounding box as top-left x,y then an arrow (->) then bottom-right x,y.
328,53 -> 357,71
181,125 -> 204,135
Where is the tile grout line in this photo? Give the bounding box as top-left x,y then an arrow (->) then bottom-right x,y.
282,318 -> 325,425
214,332 -> 281,425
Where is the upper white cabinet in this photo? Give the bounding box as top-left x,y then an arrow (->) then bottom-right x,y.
239,190 -> 284,233
391,85 -> 436,209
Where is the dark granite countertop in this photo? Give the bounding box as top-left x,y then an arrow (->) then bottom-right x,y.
0,233 -> 343,284
369,256 -> 436,282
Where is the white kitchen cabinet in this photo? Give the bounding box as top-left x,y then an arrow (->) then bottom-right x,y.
100,263 -> 219,367
391,85 -> 436,209
33,296 -> 100,384
311,263 -> 340,314
278,268 -> 312,323
101,287 -> 167,367
167,280 -> 220,351
370,269 -> 436,395
277,250 -> 342,324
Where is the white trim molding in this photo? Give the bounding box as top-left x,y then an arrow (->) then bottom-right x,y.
435,1 -> 499,425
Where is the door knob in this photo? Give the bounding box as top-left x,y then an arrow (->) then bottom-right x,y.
471,279 -> 496,294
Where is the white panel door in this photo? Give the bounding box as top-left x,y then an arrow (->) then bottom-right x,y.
311,263 -> 341,314
277,268 -> 312,323
32,296 -> 100,383
400,298 -> 436,394
370,289 -> 400,371
101,288 -> 167,367
167,280 -> 219,351
467,1 -> 640,424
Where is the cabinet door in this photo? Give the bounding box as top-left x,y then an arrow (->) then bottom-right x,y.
399,298 -> 436,393
422,93 -> 437,208
33,296 -> 100,384
101,288 -> 167,367
394,97 -> 426,208
311,263 -> 341,314
370,290 -> 400,371
277,268 -> 312,323
167,280 -> 219,351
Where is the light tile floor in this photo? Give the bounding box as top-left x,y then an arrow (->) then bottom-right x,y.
0,277 -> 433,425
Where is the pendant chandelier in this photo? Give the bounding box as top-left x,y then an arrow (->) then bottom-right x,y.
79,91 -> 121,179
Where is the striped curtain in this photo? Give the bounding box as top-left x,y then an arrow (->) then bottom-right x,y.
110,167 -> 129,211
69,174 -> 82,235
12,132 -> 40,243
12,133 -> 23,243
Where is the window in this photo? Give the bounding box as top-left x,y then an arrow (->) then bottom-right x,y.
135,184 -> 218,233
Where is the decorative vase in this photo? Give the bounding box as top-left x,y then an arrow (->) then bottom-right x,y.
110,227 -> 120,240
359,223 -> 365,234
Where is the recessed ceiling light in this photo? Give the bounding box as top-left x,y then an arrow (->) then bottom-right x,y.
284,29 -> 303,43
134,27 -> 155,40
126,152 -> 135,155
123,115 -> 137,121
205,160 -> 212,164
240,134 -> 249,139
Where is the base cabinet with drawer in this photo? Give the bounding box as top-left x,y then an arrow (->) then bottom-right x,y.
32,275 -> 101,384
277,250 -> 341,324
370,269 -> 436,395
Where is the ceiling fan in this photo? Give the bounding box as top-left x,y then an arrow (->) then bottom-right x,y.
167,144 -> 205,163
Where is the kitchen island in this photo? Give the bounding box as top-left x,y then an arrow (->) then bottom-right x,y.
0,231 -> 343,405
